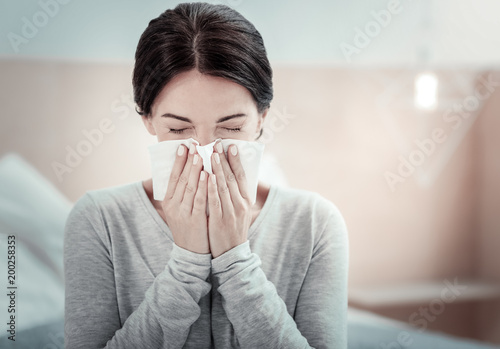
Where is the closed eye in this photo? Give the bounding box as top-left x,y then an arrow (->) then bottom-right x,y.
224,127 -> 242,132
169,127 -> 242,134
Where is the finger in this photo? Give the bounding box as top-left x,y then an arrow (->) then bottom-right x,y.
192,170 -> 207,216
181,150 -> 203,211
165,144 -> 188,201
214,141 -> 242,203
211,144 -> 234,215
226,144 -> 250,202
172,143 -> 197,204
207,172 -> 221,217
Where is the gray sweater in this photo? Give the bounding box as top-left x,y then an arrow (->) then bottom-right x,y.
63,181 -> 349,348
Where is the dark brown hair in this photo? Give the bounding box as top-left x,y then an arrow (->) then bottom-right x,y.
132,2 -> 273,135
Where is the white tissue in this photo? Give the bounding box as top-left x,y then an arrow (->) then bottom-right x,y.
147,137 -> 265,212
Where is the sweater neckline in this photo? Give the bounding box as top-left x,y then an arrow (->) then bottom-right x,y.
134,180 -> 278,243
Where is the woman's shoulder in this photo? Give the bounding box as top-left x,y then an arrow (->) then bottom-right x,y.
64,181 -> 143,247
270,185 -> 346,235
269,185 -> 348,250
69,181 -> 141,217
272,185 -> 341,219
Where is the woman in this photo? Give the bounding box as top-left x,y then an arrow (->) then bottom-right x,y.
64,3 -> 349,348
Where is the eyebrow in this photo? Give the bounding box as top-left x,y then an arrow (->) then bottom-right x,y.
161,113 -> 247,123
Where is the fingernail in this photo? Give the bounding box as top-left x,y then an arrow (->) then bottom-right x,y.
189,143 -> 195,154
177,145 -> 184,156
214,152 -> 220,164
193,154 -> 198,165
211,174 -> 216,184
200,171 -> 206,181
231,145 -> 238,156
216,142 -> 223,154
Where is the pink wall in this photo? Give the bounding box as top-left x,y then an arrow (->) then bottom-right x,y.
268,67 -> 480,286
476,73 -> 500,342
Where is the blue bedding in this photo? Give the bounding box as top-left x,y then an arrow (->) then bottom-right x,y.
0,313 -> 498,348
347,308 -> 500,349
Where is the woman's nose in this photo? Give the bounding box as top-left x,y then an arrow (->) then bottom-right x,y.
195,137 -> 221,148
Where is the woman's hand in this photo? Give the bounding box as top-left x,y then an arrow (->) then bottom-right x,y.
161,143 -> 210,254
207,140 -> 252,258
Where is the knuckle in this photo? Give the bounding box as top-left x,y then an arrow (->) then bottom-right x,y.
220,185 -> 229,195
234,200 -> 247,211
178,174 -> 188,185
226,173 -> 236,182
236,171 -> 246,181
179,201 -> 191,213
185,184 -> 195,194
194,195 -> 205,208
211,198 -> 221,208
169,174 -> 180,184
227,212 -> 236,222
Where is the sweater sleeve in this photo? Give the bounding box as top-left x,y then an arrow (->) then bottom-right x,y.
293,204 -> 349,348
210,204 -> 349,349
63,193 -> 212,349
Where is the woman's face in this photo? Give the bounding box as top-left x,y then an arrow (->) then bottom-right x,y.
142,69 -> 267,145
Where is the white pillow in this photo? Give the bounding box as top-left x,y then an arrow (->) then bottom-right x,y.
0,153 -> 72,332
